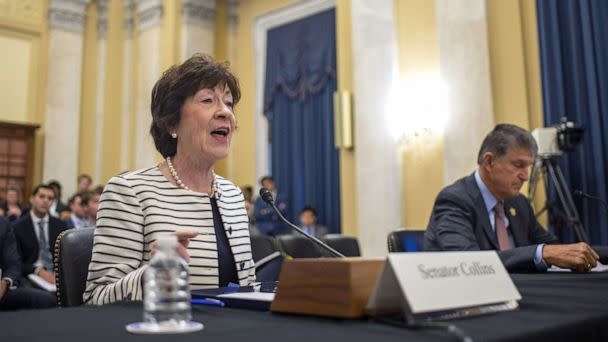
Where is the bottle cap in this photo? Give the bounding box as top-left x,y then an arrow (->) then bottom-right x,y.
157,235 -> 178,251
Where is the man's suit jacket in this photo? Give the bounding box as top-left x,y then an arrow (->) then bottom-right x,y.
424,173 -> 558,272
0,218 -> 21,285
12,215 -> 66,277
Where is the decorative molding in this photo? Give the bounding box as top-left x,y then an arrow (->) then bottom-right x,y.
48,0 -> 90,34
0,0 -> 44,25
226,0 -> 238,31
96,0 -> 108,40
135,0 -> 162,32
182,0 -> 215,28
124,0 -> 135,39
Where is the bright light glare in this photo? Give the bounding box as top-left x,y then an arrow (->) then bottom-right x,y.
387,75 -> 450,142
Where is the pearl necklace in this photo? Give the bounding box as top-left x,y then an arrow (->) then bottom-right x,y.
166,156 -> 216,197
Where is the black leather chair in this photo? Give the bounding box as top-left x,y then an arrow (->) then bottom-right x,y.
387,229 -> 425,253
53,227 -> 95,307
250,234 -> 280,262
321,234 -> 361,256
276,235 -> 324,258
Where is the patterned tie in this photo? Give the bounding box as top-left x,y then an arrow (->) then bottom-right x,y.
38,220 -> 53,271
494,201 -> 512,251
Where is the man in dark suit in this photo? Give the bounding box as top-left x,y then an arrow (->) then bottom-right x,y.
1,217 -> 56,310
297,206 -> 328,238
13,184 -> 66,287
424,124 -> 599,272
47,180 -> 69,220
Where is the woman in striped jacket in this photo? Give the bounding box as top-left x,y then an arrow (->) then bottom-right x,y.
83,54 -> 255,305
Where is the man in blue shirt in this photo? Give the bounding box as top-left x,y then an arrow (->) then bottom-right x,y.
254,176 -> 288,236
424,124 -> 599,272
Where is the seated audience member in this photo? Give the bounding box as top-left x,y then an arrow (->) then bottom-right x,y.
424,124 -> 599,272
13,184 -> 66,287
0,217 -> 55,310
1,185 -> 24,222
77,174 -> 92,193
65,192 -> 89,229
83,54 -> 255,305
254,176 -> 288,236
80,187 -> 102,227
47,180 -> 69,220
298,206 -> 328,238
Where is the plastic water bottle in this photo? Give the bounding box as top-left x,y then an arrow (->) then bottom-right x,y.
143,235 -> 191,328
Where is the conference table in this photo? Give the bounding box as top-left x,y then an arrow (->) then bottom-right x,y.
2,272 -> 608,342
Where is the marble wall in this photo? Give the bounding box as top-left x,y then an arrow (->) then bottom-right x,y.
351,0 -> 402,257
43,0 -> 89,200
436,0 -> 495,184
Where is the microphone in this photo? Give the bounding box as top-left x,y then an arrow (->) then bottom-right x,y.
259,187 -> 345,258
574,190 -> 608,214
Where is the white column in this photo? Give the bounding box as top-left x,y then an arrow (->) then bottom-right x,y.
436,0 -> 495,184
93,0 -> 108,184
120,0 -> 135,172
44,0 -> 90,198
225,0 -> 239,180
134,0 -> 162,169
181,0 -> 215,60
351,0 -> 402,257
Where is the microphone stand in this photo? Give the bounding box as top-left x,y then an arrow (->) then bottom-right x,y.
575,190 -> 608,214
261,188 -> 344,258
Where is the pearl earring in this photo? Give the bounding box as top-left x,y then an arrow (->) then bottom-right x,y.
171,132 -> 177,139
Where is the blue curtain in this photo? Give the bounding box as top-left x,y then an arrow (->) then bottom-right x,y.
537,0 -> 608,245
263,9 -> 341,233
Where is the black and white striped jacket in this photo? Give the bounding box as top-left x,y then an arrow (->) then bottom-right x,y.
83,166 -> 255,305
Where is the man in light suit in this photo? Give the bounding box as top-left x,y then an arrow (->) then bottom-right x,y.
424,124 -> 599,272
13,184 -> 66,287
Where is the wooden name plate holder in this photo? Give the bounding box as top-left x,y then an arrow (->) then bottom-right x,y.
270,258 -> 385,318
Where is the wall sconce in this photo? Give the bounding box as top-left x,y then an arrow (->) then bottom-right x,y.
333,90 -> 353,149
387,74 -> 449,144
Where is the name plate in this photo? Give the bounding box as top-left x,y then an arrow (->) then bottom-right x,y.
366,251 -> 521,322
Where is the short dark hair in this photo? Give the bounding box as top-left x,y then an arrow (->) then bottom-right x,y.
477,124 -> 538,164
68,192 -> 84,206
150,53 -> 241,158
32,184 -> 55,197
47,180 -> 62,189
300,206 -> 317,217
259,176 -> 274,185
80,186 -> 103,206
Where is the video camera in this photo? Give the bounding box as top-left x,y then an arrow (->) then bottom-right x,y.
531,117 -> 584,157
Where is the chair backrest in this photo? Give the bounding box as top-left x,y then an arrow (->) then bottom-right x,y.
277,235 -> 323,258
53,227 -> 95,307
321,234 -> 361,257
387,229 -> 425,253
250,234 -> 280,262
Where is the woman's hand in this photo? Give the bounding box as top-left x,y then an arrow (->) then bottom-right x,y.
150,231 -> 199,262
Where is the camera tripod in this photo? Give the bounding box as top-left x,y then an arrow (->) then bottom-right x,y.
528,156 -> 589,243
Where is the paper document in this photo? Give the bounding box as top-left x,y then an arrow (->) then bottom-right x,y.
28,274 -> 57,292
217,292 -> 275,302
548,262 -> 608,273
